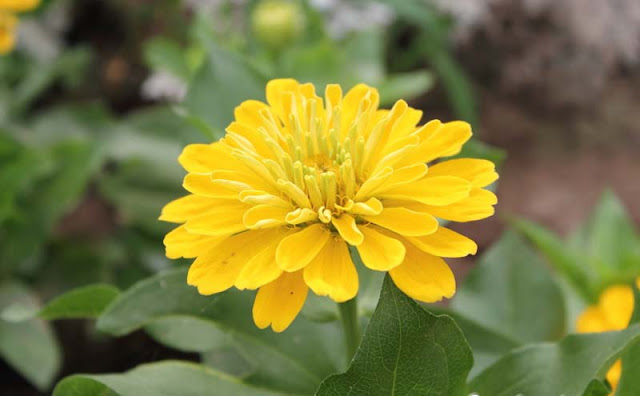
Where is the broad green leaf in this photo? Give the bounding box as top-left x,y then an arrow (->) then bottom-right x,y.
581,190 -> 640,286
40,284 -> 120,320
316,276 -> 473,396
97,268 -> 344,394
185,40 -> 266,132
511,217 -> 595,302
584,380 -> 612,396
144,316 -> 227,353
201,347 -> 254,378
0,282 -> 61,390
616,283 -> 640,394
53,361 -> 291,396
451,230 -> 566,344
469,324 -> 640,396
427,307 -> 520,380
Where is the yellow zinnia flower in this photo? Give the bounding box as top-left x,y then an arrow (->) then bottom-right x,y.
0,0 -> 40,12
577,282 -> 638,393
160,79 -> 498,332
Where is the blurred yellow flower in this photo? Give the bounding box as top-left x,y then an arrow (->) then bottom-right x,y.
0,0 -> 40,54
161,79 -> 498,332
577,281 -> 638,393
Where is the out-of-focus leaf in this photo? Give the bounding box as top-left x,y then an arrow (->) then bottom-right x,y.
316,276 -> 473,396
454,139 -> 506,169
0,282 -> 61,390
144,38 -> 191,80
144,316 -> 227,353
185,40 -> 266,132
378,71 -> 434,105
469,324 -> 640,396
53,361 -> 289,396
511,217 -> 595,302
616,283 -> 640,394
97,268 -> 344,394
451,231 -> 567,344
39,284 -> 120,320
201,347 -> 255,378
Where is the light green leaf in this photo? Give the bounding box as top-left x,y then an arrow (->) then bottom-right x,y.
144,316 -> 227,353
185,40 -> 266,132
451,230 -> 566,344
378,71 -> 434,105
40,284 -> 120,320
144,38 -> 191,80
315,276 -> 473,396
469,324 -> 640,396
53,361 -> 293,396
97,268 -> 344,394
0,282 -> 61,390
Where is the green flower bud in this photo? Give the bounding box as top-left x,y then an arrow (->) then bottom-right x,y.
252,0 -> 304,50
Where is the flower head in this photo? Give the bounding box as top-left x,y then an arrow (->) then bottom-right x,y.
0,0 -> 41,55
577,281 -> 638,393
161,79 -> 498,332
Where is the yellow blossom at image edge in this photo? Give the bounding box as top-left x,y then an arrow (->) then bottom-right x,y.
577,280 -> 639,393
160,78 -> 498,332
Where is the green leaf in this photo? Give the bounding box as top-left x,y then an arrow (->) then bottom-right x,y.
144,316 -> 227,353
185,40 -> 266,132
0,282 -> 61,390
616,283 -> 640,394
53,361 -> 291,396
427,307 -> 520,380
315,276 -> 473,396
451,230 -> 566,344
511,217 -> 595,302
97,268 -> 344,394
378,71 -> 434,105
454,139 -> 506,169
144,38 -> 191,80
40,284 -> 120,320
469,324 -> 640,396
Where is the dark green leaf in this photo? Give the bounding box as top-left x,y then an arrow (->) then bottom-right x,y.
53,361 -> 292,396
616,283 -> 640,394
469,324 -> 640,396
40,284 -> 120,320
0,282 -> 61,390
316,276 -> 473,396
97,268 -> 344,394
451,230 -> 566,343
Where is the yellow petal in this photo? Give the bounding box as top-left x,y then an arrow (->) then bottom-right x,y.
252,271 -> 308,332
380,176 -> 471,206
599,285 -> 634,330
276,223 -> 331,272
348,197 -> 383,216
159,194 -> 220,223
401,120 -> 472,165
371,163 -> 428,195
356,226 -> 405,271
285,208 -> 318,225
304,237 -> 358,302
407,227 -> 477,257
243,204 -> 292,229
364,207 -> 438,237
163,225 -> 225,259
234,100 -> 271,131
428,159 -> 498,188
183,173 -> 239,199
187,230 -> 273,295
266,78 -> 299,122
178,143 -> 236,173
402,188 -> 497,222
576,306 -> 609,333
184,202 -> 249,236
332,214 -> 364,245
389,241 -> 456,302
235,228 -> 294,290
0,0 -> 40,13
606,360 -> 622,393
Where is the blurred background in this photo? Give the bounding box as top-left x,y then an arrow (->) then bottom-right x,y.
1,0 -> 639,394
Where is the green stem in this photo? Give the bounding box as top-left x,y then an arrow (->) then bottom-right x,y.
338,297 -> 361,363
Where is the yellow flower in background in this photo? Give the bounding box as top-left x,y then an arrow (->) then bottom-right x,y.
0,0 -> 40,55
0,11 -> 17,54
161,79 -> 498,332
577,282 -> 638,393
